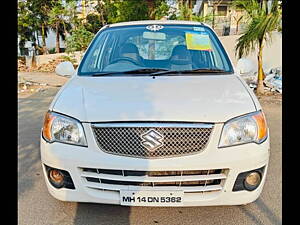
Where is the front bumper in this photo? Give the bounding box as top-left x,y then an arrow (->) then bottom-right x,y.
40,123 -> 270,206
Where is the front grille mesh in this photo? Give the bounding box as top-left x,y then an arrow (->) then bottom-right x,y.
92,125 -> 213,158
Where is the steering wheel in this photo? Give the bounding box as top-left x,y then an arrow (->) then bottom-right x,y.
110,57 -> 140,66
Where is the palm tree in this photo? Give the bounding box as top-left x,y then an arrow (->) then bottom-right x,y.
233,0 -> 281,95
48,2 -> 71,53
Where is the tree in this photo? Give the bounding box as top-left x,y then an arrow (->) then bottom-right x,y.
148,0 -> 170,20
48,1 -> 72,53
18,0 -> 57,55
18,0 -> 51,55
84,13 -> 102,34
177,1 -> 193,21
234,0 -> 281,94
66,26 -> 94,53
18,0 -> 37,48
113,0 -> 149,22
233,14 -> 243,34
176,1 -> 213,23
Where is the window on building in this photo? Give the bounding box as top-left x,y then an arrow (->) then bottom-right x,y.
217,6 -> 228,16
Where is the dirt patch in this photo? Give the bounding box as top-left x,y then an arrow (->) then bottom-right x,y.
29,57 -> 67,72
18,81 -> 48,99
18,59 -> 28,72
18,56 -> 77,73
257,92 -> 282,106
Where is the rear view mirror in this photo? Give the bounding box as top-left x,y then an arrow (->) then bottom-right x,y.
236,58 -> 255,75
143,32 -> 166,40
55,61 -> 75,77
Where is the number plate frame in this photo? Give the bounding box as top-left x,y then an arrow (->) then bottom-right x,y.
120,190 -> 184,206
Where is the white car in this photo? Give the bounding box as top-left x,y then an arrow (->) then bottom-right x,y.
41,20 -> 269,207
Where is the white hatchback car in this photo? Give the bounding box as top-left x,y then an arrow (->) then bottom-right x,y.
41,20 -> 269,207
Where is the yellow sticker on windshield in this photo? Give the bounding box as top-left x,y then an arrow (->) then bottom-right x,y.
185,32 -> 212,51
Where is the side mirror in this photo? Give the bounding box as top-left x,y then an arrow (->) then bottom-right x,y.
236,58 -> 255,75
55,61 -> 75,77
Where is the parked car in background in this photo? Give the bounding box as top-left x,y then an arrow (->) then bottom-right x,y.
41,20 -> 269,207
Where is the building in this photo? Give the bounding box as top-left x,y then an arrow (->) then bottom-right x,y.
195,0 -> 248,36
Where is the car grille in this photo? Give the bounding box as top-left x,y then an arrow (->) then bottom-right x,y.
91,123 -> 213,158
80,168 -> 228,193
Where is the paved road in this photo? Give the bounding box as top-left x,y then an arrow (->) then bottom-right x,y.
18,88 -> 282,225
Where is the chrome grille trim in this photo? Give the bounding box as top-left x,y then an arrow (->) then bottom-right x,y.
80,168 -> 228,193
92,122 -> 213,128
91,122 -> 213,158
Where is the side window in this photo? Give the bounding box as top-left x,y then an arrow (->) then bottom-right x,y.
208,32 -> 231,71
210,43 -> 225,69
81,33 -> 108,72
98,34 -> 117,70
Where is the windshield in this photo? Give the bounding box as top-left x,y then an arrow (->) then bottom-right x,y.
78,24 -> 234,76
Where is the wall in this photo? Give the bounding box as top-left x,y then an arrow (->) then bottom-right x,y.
35,51 -> 83,66
219,31 -> 282,71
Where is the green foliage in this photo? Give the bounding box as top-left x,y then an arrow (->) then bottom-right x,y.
151,0 -> 170,20
106,0 -> 149,23
233,0 -> 282,94
175,2 -> 213,23
59,55 -> 77,64
177,3 -> 193,20
18,0 -> 54,49
48,1 -> 71,38
66,26 -> 95,53
18,0 -> 173,55
84,14 -> 102,34
48,48 -> 56,54
234,0 -> 282,58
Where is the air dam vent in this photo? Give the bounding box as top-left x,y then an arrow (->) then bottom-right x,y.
80,168 -> 229,194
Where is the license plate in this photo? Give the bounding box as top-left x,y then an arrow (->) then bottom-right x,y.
120,190 -> 184,206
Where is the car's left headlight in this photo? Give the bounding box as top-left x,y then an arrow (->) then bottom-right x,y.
219,111 -> 268,148
42,111 -> 87,146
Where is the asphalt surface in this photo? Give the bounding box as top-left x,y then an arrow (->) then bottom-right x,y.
18,88 -> 282,225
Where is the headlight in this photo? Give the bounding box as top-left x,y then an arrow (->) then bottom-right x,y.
219,111 -> 268,148
42,111 -> 87,146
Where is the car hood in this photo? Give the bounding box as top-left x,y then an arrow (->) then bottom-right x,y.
52,74 -> 257,123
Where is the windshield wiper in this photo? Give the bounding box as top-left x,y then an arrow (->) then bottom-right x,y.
90,68 -> 230,77
91,68 -> 169,76
149,68 -> 230,76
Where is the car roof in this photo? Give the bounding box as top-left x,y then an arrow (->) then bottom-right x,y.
108,20 -> 208,28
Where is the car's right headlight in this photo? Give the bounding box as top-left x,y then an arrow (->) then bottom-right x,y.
42,111 -> 87,146
219,111 -> 268,148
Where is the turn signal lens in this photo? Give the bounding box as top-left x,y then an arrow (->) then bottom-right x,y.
252,111 -> 268,142
42,112 -> 55,141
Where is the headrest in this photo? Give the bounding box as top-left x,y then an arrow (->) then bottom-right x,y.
170,45 -> 191,64
120,43 -> 139,55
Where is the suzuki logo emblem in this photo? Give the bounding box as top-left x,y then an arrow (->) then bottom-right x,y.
140,129 -> 164,151
146,25 -> 164,31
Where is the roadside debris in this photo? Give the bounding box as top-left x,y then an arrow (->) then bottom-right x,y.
18,59 -> 28,72
30,57 -> 67,72
240,67 -> 282,94
264,67 -> 282,93
19,56 -> 77,73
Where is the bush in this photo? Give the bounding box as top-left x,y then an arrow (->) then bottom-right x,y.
48,48 -> 56,54
66,27 -> 95,53
59,55 -> 77,65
